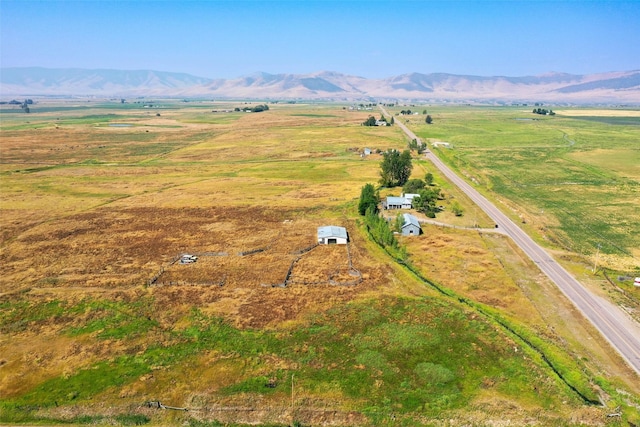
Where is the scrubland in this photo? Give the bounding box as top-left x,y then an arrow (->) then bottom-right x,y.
1,100 -> 639,426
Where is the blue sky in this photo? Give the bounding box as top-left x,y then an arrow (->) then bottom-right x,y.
1,0 -> 639,78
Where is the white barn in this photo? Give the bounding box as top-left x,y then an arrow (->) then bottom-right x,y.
317,226 -> 348,245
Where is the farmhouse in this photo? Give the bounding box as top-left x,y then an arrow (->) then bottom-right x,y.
317,226 -> 348,245
401,213 -> 421,236
383,196 -> 412,210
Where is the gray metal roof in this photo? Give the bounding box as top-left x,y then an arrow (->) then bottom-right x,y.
317,226 -> 348,240
386,196 -> 411,205
402,213 -> 421,229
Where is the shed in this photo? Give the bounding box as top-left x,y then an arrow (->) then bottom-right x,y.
401,213 -> 421,236
384,196 -> 412,210
317,226 -> 348,245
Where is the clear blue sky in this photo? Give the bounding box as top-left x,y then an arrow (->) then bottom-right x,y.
1,0 -> 639,78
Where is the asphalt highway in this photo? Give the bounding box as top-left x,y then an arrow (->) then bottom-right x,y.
384,107 -> 640,376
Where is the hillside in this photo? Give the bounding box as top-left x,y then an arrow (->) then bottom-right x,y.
2,67 -> 639,103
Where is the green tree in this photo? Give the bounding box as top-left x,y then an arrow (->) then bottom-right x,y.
451,201 -> 464,216
413,187 -> 441,217
424,172 -> 434,186
403,178 -> 425,194
362,116 -> 377,126
425,115 -> 433,124
394,213 -> 405,233
358,183 -> 379,216
390,116 -> 394,125
379,149 -> 413,187
365,206 -> 398,249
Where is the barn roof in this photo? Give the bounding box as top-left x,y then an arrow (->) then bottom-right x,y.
317,226 -> 348,240
402,213 -> 421,229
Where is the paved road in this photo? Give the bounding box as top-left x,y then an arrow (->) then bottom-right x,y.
383,107 -> 640,376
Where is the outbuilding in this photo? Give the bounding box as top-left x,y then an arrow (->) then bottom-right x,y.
317,226 -> 348,245
401,213 -> 421,236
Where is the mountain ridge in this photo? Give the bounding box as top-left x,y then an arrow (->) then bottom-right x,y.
2,67 -> 639,103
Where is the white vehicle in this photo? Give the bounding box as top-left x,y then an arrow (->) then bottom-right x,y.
180,254 -> 198,264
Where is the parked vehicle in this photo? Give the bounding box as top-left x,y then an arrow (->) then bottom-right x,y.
180,254 -> 198,264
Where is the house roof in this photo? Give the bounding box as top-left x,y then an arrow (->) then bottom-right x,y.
403,193 -> 420,199
317,226 -> 348,240
402,213 -> 421,229
386,196 -> 411,205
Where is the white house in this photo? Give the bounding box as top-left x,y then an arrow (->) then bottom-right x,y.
383,196 -> 412,210
401,213 -> 421,236
317,226 -> 348,245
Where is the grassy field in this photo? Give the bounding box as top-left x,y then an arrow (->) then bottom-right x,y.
393,106 -> 640,273
1,100 -> 639,426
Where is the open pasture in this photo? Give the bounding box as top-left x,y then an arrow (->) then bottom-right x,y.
1,101 -> 639,425
397,106 -> 640,271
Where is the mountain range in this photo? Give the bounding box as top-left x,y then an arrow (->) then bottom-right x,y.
2,67 -> 639,104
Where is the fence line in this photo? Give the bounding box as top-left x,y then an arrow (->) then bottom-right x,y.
148,239 -> 362,288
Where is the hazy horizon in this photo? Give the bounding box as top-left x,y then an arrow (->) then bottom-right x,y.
2,1 -> 639,80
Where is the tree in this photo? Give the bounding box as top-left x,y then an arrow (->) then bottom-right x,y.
450,201 -> 464,216
394,213 -> 405,233
390,116 -> 395,125
365,206 -> 398,249
425,115 -> 433,124
358,183 -> 379,216
403,178 -> 425,194
413,187 -> 441,217
362,116 -> 377,126
379,149 -> 413,187
424,172 -> 434,186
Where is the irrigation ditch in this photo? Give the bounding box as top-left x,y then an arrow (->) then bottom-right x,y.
363,224 -> 602,406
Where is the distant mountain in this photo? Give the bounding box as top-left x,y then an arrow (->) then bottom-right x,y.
0,67 -> 211,97
2,67 -> 639,103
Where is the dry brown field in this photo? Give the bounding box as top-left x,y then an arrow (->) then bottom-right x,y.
1,101 -> 639,426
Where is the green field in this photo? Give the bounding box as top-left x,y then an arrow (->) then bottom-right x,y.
395,106 -> 640,272
1,101 -> 639,426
